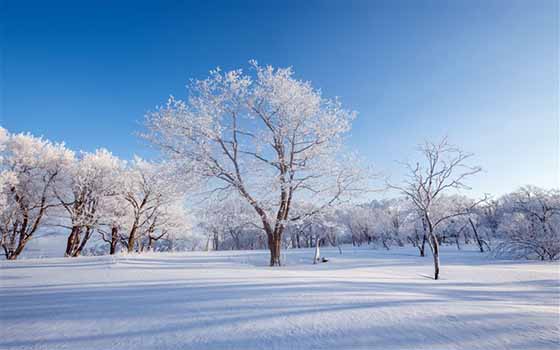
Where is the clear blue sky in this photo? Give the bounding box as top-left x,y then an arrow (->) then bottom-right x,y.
1,0 -> 558,196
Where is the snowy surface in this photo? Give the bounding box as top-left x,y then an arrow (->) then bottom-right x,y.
1,246 -> 558,350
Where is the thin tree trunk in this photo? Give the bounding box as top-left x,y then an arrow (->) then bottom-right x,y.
381,235 -> 390,250
468,218 -> 484,253
419,217 -> 429,257
213,231 -> 219,251
431,232 -> 440,280
110,227 -> 118,255
420,233 -> 427,257
426,214 -> 440,280
313,236 -> 320,264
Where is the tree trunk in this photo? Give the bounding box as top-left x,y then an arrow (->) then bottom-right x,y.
419,217 -> 429,257
65,226 -> 80,257
72,227 -> 93,257
468,218 -> 484,253
127,226 -> 137,253
233,233 -> 241,250
110,227 -> 118,255
455,232 -> 461,250
425,214 -> 440,280
420,233 -> 427,257
147,236 -> 154,251
431,233 -> 440,280
313,236 -> 320,264
381,235 -> 390,250
5,235 -> 31,260
269,234 -> 282,266
6,235 -> 30,260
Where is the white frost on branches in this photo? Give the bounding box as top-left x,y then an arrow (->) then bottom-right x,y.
144,61 -> 369,265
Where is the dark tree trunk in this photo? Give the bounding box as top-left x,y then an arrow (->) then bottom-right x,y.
425,214 -> 440,280
420,233 -> 427,257
419,217 -> 429,257
455,233 -> 461,250
233,233 -> 241,250
468,218 -> 484,253
213,231 -> 219,251
110,227 -> 119,255
127,226 -> 137,253
65,226 -> 80,257
269,234 -> 282,266
72,227 -> 94,257
431,233 -> 440,280
382,236 -> 390,250
3,221 -> 36,260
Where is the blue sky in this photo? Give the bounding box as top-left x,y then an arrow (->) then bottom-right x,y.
1,0 -> 558,196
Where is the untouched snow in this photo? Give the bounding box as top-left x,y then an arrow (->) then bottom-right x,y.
1,246 -> 558,350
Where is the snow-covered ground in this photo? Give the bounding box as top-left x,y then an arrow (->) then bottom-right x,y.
1,246 -> 558,350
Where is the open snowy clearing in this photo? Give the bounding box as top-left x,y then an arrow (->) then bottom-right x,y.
1,246 -> 558,350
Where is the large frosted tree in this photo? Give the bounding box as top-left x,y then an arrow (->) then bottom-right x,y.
0,128 -> 74,259
144,61 -> 364,265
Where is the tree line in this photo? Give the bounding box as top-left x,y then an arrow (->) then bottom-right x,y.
0,129 -> 191,260
2,61 -> 558,281
197,185 -> 559,261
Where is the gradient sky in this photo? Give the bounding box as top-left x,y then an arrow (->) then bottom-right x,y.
1,0 -> 558,197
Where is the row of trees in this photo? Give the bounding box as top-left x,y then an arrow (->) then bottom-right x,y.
143,60 -> 557,279
196,186 -> 559,258
1,127 -> 557,276
2,62 -> 557,280
0,128 -> 191,260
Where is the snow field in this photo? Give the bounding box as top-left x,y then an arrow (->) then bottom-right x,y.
1,246 -> 558,350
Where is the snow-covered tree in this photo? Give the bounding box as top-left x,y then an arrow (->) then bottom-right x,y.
380,198 -> 409,247
0,128 -> 74,259
496,186 -> 560,260
389,138 -> 483,280
144,61 -> 367,265
119,158 -> 186,253
54,149 -> 123,257
97,184 -> 131,254
198,198 -> 260,251
141,200 -> 192,252
339,205 -> 376,246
